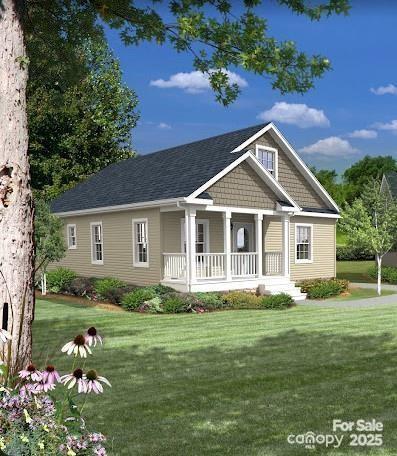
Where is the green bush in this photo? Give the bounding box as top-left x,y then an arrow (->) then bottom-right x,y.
222,291 -> 261,309
94,277 -> 126,300
368,265 -> 397,284
194,292 -> 226,310
260,293 -> 294,309
121,287 -> 157,311
145,284 -> 175,295
336,245 -> 374,261
46,267 -> 77,293
299,278 -> 349,299
139,296 -> 164,313
69,276 -> 96,297
162,293 -> 200,313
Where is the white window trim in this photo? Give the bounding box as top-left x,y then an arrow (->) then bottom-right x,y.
132,218 -> 150,268
295,223 -> 313,264
255,144 -> 278,180
180,219 -> 210,253
67,224 -> 77,250
90,221 -> 104,265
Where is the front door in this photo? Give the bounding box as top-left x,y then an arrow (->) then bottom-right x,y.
232,222 -> 254,252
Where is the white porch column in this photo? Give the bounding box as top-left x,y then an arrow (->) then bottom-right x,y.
223,210 -> 232,281
186,207 -> 197,288
255,213 -> 263,277
282,214 -> 290,277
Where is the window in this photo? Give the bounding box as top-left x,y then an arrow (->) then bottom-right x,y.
256,145 -> 278,178
133,219 -> 149,267
181,219 -> 209,253
67,224 -> 77,249
91,222 -> 103,264
296,224 -> 313,263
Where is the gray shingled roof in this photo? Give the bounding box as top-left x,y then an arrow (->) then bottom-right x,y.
384,170 -> 397,198
51,124 -> 268,213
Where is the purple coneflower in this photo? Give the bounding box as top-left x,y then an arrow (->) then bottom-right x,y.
61,368 -> 87,393
62,334 -> 92,358
41,365 -> 61,392
19,382 -> 41,397
18,364 -> 42,382
0,329 -> 12,343
85,370 -> 111,394
85,327 -> 103,347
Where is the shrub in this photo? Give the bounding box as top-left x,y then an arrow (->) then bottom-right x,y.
336,245 -> 374,261
94,277 -> 126,300
162,293 -> 198,313
46,267 -> 77,293
299,278 -> 349,299
139,296 -> 164,313
222,291 -> 261,309
145,284 -> 175,296
121,287 -> 156,311
260,293 -> 294,309
194,292 -> 226,310
368,265 -> 397,284
68,276 -> 96,297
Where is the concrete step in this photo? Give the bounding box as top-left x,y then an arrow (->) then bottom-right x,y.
258,283 -> 307,302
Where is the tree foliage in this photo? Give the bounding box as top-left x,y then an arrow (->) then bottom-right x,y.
34,199 -> 66,273
31,0 -> 350,106
340,179 -> 397,294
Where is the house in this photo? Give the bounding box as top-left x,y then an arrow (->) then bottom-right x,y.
381,170 -> 397,267
51,122 -> 340,300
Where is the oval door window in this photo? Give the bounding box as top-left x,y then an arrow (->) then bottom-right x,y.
236,227 -> 249,252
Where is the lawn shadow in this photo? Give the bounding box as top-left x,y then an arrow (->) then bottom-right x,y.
33,323 -> 397,456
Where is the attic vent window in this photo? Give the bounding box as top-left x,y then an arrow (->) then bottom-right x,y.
255,145 -> 278,179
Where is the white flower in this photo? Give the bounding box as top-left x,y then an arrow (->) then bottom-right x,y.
85,327 -> 103,347
85,370 -> 111,394
18,364 -> 42,382
61,369 -> 87,393
62,335 -> 92,358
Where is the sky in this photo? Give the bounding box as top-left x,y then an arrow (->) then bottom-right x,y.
105,1 -> 397,175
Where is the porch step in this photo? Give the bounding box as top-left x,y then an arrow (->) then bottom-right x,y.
258,282 -> 307,302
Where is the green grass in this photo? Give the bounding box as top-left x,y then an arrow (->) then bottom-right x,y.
34,298 -> 397,455
336,260 -> 375,282
333,287 -> 395,301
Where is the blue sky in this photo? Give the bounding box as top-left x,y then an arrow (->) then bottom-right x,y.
105,1 -> 397,174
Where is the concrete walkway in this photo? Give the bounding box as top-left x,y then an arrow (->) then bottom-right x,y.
300,282 -> 397,308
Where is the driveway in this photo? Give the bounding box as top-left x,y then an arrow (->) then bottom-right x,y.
301,282 -> 397,308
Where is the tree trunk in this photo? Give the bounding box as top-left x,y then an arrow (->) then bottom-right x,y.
376,253 -> 382,296
0,0 -> 35,377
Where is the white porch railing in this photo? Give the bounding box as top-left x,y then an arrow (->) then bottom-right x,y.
196,253 -> 225,279
163,253 -> 186,280
264,251 -> 283,275
231,252 -> 257,277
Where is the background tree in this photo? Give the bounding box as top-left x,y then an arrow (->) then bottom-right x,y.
0,0 -> 350,374
340,179 -> 397,295
310,167 -> 346,207
29,40 -> 139,199
342,155 -> 397,203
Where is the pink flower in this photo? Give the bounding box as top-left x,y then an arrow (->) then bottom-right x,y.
0,328 -> 12,343
62,334 -> 92,358
19,382 -> 41,397
85,327 -> 103,347
61,368 -> 87,393
41,365 -> 61,392
85,370 -> 111,394
19,364 -> 42,382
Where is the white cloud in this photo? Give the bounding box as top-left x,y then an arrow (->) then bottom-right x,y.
370,84 -> 397,95
373,119 -> 397,133
257,102 -> 330,128
158,122 -> 171,130
150,70 -> 248,94
348,129 -> 377,139
300,136 -> 358,157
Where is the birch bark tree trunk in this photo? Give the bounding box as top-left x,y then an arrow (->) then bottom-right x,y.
0,0 -> 35,376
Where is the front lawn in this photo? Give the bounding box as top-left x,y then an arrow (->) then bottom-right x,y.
34,298 -> 397,455
333,287 -> 395,301
336,260 -> 375,282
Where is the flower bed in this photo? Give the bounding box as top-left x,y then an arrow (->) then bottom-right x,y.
298,278 -> 349,299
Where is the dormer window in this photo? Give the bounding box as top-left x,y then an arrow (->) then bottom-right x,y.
255,145 -> 278,179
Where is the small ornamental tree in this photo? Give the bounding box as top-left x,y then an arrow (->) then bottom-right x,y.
340,179 -> 397,295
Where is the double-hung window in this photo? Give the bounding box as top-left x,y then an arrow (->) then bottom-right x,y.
91,222 -> 103,264
296,224 -> 313,263
255,145 -> 278,178
67,224 -> 77,249
133,219 -> 149,267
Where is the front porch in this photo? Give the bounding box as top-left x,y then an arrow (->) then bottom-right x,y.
160,205 -> 304,298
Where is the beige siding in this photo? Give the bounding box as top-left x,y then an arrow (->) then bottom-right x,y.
53,208 -> 161,286
264,216 -> 282,252
289,216 -> 336,281
206,161 -> 278,209
252,132 -> 327,209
